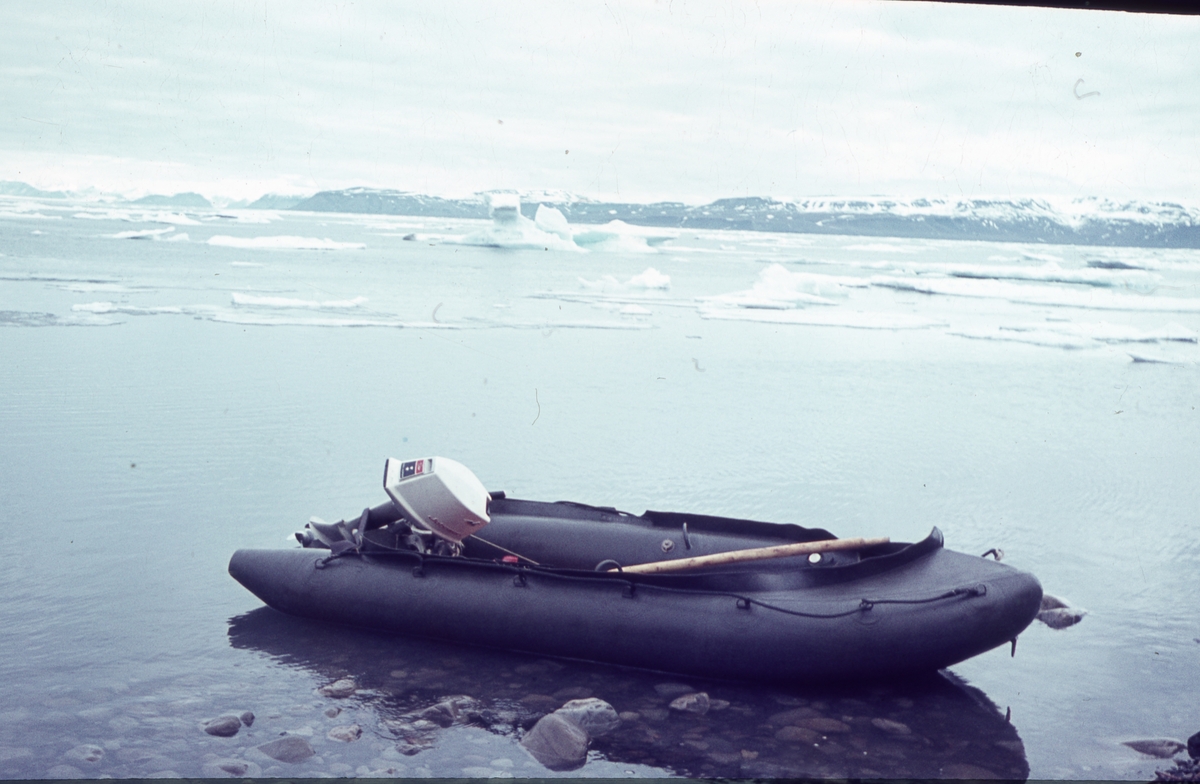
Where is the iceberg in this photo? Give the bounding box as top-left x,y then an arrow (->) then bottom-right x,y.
457,193 -> 581,251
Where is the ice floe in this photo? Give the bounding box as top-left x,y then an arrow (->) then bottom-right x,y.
698,306 -> 945,331
871,275 -> 1200,312
920,261 -> 1159,292
457,194 -> 580,251
231,293 -> 368,310
699,264 -> 864,310
107,227 -> 178,240
949,321 -> 1197,350
208,235 -> 366,250
578,268 -> 671,293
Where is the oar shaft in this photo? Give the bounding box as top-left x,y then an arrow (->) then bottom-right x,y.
611,536 -> 890,575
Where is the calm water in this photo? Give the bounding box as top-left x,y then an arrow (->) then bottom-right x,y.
1,199 -> 1198,779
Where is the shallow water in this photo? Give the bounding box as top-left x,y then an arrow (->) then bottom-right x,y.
1,199 -> 1198,779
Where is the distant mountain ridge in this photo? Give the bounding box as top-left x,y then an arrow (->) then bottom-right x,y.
3,178 -> 1198,247
291,188 -> 1200,248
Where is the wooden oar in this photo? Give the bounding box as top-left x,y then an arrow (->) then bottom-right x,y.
609,536 -> 890,575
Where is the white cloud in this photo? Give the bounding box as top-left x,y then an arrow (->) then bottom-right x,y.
2,1 -> 1197,203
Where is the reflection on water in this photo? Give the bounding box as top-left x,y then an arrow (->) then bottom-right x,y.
226,607 -> 1029,779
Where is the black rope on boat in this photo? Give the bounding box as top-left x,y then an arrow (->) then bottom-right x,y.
728,584 -> 988,619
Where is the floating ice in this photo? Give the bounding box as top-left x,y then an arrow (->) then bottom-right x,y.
928,261 -> 1159,292
948,321 -> 1196,350
699,305 -> 945,330
143,212 -> 200,226
107,227 -> 177,240
71,302 -> 188,315
457,195 -> 672,252
208,235 -> 366,250
871,275 -> 1200,312
627,268 -> 671,289
699,264 -> 859,310
457,194 -> 580,251
571,221 -> 670,253
844,242 -> 920,254
534,204 -> 573,241
231,293 -> 368,310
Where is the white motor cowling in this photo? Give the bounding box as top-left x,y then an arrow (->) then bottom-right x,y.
383,457 -> 491,543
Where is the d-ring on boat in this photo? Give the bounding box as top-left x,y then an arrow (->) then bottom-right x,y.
228,457 -> 1043,682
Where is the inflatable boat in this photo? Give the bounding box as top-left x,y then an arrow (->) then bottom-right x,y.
229,457 -> 1043,682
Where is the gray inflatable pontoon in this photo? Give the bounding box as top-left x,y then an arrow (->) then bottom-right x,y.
229,471 -> 1041,682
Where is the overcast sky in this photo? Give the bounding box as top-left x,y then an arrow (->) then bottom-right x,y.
3,1 -> 1198,204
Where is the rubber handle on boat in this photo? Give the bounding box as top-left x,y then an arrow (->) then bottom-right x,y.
612,536 -> 891,574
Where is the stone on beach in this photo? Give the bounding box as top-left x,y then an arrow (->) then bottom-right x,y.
202,715 -> 242,737
239,710 -> 255,727
256,735 -> 315,763
1189,730 -> 1200,759
328,723 -> 363,742
653,682 -> 695,698
520,712 -> 590,770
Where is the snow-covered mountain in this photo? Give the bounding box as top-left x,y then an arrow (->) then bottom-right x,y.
290,189 -> 1200,248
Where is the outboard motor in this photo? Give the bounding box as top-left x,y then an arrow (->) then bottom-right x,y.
383,456 -> 491,544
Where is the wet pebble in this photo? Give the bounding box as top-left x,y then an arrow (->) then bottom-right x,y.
202,715 -> 242,737
256,735 -> 315,764
320,677 -> 357,698
239,710 -> 255,727
872,717 -> 912,735
670,692 -> 711,715
520,712 -> 589,770
324,706 -> 342,718
798,716 -> 852,734
556,698 -> 621,737
775,725 -> 820,743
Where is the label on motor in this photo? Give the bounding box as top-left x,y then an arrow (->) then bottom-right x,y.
400,459 -> 427,479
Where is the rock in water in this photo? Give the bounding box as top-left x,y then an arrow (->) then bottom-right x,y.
257,735 -> 315,764
669,692 -> 711,715
555,698 -> 621,738
203,715 -> 242,737
328,723 -> 363,742
1124,738 -> 1186,758
520,712 -> 589,770
239,710 -> 255,727
1036,595 -> 1087,629
320,678 -> 357,698
1189,730 -> 1200,759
